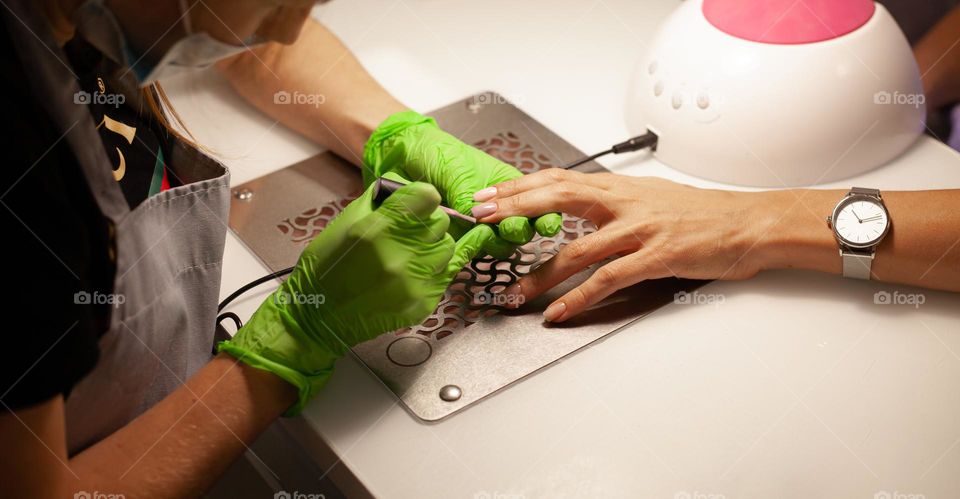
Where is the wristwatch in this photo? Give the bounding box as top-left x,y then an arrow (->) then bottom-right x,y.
826,187 -> 891,280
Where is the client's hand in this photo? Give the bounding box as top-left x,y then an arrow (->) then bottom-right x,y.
474,169 -> 771,322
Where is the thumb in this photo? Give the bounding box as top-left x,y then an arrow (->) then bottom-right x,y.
446,224 -> 496,278
375,181 -> 443,226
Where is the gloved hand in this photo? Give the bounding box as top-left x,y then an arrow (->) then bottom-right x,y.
219,181 -> 493,415
363,110 -> 563,258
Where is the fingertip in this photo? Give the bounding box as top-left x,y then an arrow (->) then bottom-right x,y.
503,281 -> 524,309
473,186 -> 497,202
465,222 -> 496,241
447,224 -> 495,275
471,202 -> 498,219
543,301 -> 567,322
498,216 -> 534,244
534,213 -> 563,237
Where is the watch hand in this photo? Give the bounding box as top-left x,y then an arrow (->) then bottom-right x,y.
852,209 -> 863,223
861,215 -> 883,223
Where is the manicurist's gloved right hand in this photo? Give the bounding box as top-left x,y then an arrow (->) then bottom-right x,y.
363,111 -> 563,258
219,181 -> 491,415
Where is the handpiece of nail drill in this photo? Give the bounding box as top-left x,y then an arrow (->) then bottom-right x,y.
372,177 -> 477,224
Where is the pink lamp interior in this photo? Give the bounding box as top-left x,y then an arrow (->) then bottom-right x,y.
702,0 -> 875,44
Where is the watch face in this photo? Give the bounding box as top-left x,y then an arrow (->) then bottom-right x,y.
833,196 -> 890,247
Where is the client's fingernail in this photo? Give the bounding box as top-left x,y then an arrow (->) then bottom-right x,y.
543,301 -> 566,322
473,186 -> 497,202
471,202 -> 497,219
504,282 -> 523,308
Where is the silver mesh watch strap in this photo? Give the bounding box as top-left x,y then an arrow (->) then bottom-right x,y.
850,186 -> 881,197
841,249 -> 874,280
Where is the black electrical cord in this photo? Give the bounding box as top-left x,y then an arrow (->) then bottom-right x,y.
562,130 -> 658,170
215,266 -> 294,330
218,130 -> 659,325
218,266 -> 294,312
216,311 -> 243,331
561,149 -> 612,170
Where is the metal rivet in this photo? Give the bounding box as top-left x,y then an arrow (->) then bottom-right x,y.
234,188 -> 254,201
439,385 -> 462,402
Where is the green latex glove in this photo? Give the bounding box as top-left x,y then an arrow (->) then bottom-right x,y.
219,181 -> 493,415
362,110 -> 563,257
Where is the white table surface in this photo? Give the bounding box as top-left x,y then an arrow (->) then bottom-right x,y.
163,1 -> 960,497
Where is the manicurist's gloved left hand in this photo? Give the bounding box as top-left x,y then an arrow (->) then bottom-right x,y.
363,110 -> 563,258
219,181 -> 493,415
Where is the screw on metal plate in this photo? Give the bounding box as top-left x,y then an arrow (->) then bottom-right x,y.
439,385 -> 462,402
234,188 -> 254,201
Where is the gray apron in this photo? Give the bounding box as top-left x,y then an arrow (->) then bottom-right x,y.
4,0 -> 230,454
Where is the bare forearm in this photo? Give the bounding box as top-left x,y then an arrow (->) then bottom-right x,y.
914,5 -> 960,110
216,19 -> 406,165
69,353 -> 296,498
757,189 -> 960,291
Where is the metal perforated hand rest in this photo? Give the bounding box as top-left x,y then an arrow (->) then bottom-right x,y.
271,131 -> 595,340
228,93 -> 703,420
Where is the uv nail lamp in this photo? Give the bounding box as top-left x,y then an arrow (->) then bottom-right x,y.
626,0 -> 925,187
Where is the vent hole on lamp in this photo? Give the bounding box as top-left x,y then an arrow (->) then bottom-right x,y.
671,93 -> 683,110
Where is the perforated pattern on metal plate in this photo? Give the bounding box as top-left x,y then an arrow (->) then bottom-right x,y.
276,195 -> 358,245
272,132 -> 597,342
